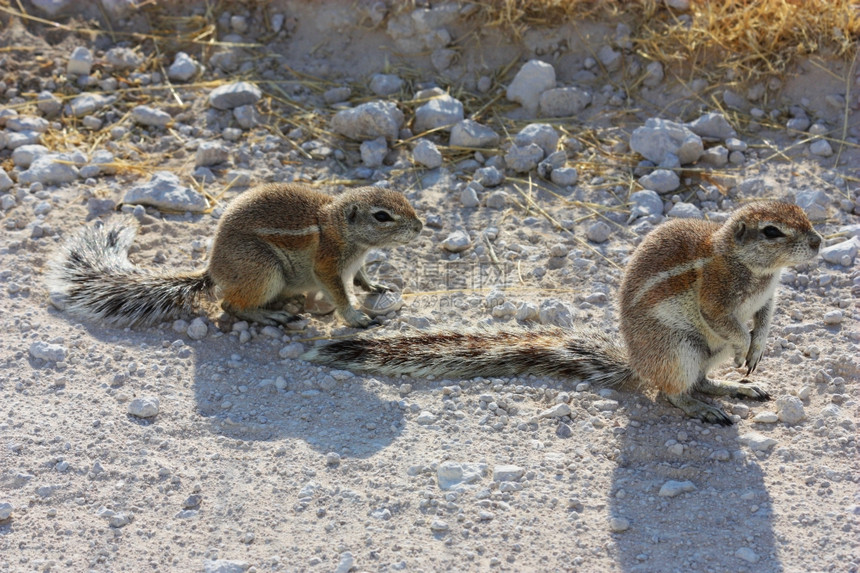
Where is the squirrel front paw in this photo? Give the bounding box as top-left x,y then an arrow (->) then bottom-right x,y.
342,307 -> 373,328
744,340 -> 765,375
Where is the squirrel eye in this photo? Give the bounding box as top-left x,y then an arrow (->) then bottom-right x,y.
373,211 -> 394,222
762,225 -> 784,239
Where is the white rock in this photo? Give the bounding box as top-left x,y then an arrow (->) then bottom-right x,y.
167,52 -> 200,82
687,112 -> 736,140
11,144 -> 49,168
486,191 -> 507,209
795,189 -> 830,222
700,145 -> 729,167
753,411 -> 778,424
6,115 -> 49,133
0,168 -> 12,192
360,137 -> 388,168
132,105 -> 171,127
460,186 -> 479,208
109,512 -> 132,528
550,167 -> 578,186
643,61 -> 664,87
597,45 -> 622,71
279,342 -> 305,359
411,138 -> 442,169
369,73 -> 404,96
29,341 -> 67,362
609,517 -> 630,532
776,395 -> 805,424
493,464 -> 524,482
331,100 -> 404,142
441,230 -> 471,252
474,166 -> 504,187
437,461 -> 484,490
506,59 -> 556,114
821,310 -> 842,326
629,190 -> 663,219
516,302 -> 539,322
203,559 -> 249,573
18,155 -> 79,186
416,411 -> 436,425
820,237 -> 858,265
539,87 -> 592,117
505,143 -> 544,173
186,317 -> 209,340
735,547 -> 759,564
539,299 -> 573,327
630,118 -> 704,165
413,94 -> 464,133
208,82 -> 262,110
586,221 -> 612,243
67,46 -> 93,76
128,397 -> 159,418
667,202 -> 702,219
449,120 -> 500,148
67,93 -> 116,118
537,403 -> 571,418
37,91 -> 62,116
740,431 -> 777,451
515,123 -> 559,156
430,519 -> 449,532
810,139 -> 833,157
658,480 -> 696,497
105,47 -> 142,70
333,552 -> 354,573
123,171 -> 208,212
639,169 -> 680,193
0,502 -> 12,520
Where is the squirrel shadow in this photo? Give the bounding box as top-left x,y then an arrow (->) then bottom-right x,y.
188,327 -> 405,458
608,396 -> 780,572
66,318 -> 403,459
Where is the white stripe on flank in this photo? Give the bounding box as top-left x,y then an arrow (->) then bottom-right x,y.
257,225 -> 320,236
630,256 -> 710,306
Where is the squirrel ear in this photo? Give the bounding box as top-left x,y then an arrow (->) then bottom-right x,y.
347,204 -> 359,223
734,221 -> 754,244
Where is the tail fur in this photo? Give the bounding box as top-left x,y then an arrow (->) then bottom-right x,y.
47,218 -> 214,326
303,326 -> 638,388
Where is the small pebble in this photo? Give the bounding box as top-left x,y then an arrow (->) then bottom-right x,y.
128,397 -> 160,418
609,517 -> 630,532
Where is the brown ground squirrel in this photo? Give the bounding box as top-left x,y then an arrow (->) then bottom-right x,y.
305,201 -> 822,424
48,183 -> 423,328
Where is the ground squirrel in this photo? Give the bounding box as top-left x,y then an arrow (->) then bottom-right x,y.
48,183 -> 423,328
305,201 -> 822,424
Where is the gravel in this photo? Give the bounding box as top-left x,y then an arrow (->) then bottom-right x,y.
123,171 -> 208,212
0,5 -> 856,573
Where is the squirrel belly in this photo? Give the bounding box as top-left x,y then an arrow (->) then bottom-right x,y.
303,326 -> 638,388
47,218 -> 213,326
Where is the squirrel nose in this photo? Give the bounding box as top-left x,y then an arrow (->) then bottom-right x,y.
809,233 -> 821,250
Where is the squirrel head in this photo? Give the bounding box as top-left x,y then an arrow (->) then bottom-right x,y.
340,187 -> 423,247
721,201 -> 821,273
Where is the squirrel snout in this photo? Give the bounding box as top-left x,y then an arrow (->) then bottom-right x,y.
808,232 -> 822,251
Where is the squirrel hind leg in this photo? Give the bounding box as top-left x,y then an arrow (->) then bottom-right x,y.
695,377 -> 771,401
664,393 -> 733,426
219,276 -> 299,326
221,299 -> 298,326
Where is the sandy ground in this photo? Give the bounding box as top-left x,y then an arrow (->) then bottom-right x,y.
0,2 -> 858,572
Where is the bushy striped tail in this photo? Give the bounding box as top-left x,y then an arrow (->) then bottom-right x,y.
303,326 -> 638,388
46,218 -> 213,326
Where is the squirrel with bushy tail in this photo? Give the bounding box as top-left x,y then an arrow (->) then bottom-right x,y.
305,201 -> 822,425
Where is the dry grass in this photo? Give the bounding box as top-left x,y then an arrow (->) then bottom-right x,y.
472,0 -> 860,80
